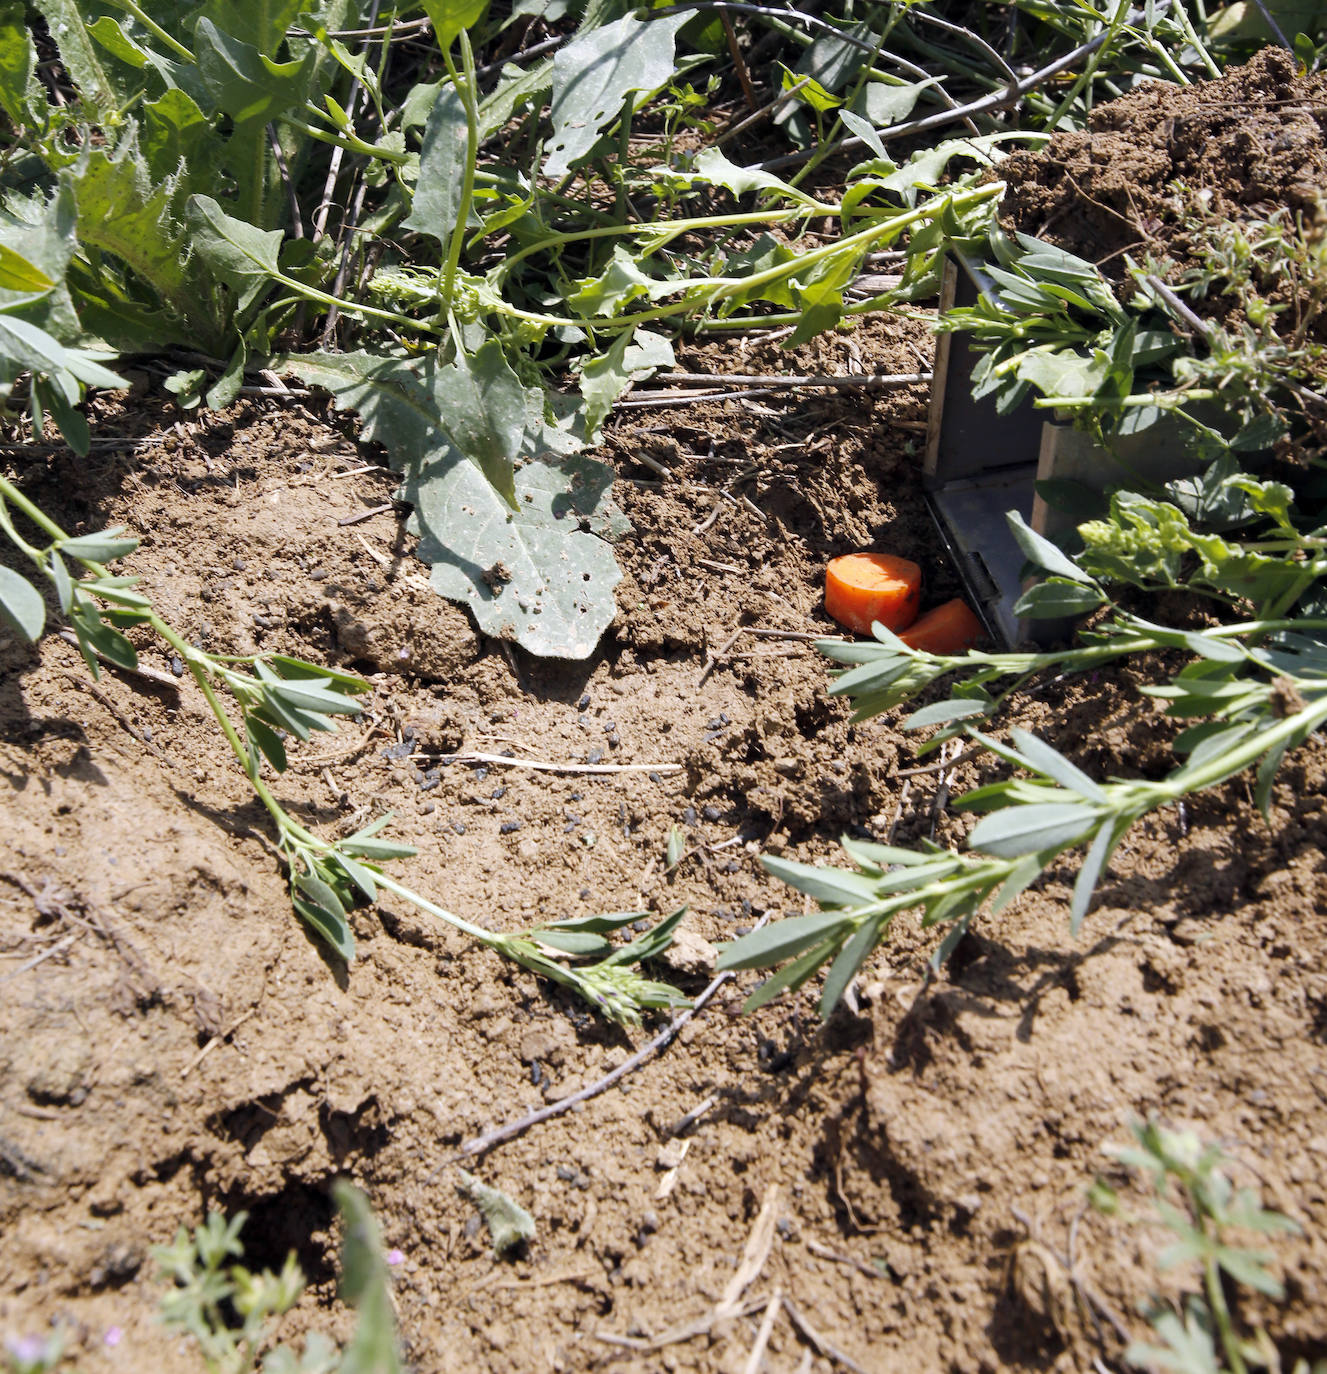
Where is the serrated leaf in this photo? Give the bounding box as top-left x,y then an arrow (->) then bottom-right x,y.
456,1170 -> 535,1255
969,802 -> 1099,859
402,84 -> 467,245
683,147 -> 820,209
34,0 -> 116,113
543,13 -> 689,179
0,565 -> 45,641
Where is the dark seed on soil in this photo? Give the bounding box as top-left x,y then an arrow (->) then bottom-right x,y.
420,778 -> 439,792
253,613 -> 272,629
491,787 -> 505,799
579,887 -> 591,899
649,771 -> 661,783
420,802 -> 435,814
577,694 -> 590,709
702,805 -> 721,821
170,656 -> 184,677
530,1062 -> 543,1086
607,733 -> 620,747
569,792 -> 582,802
500,820 -> 522,834
451,821 -> 466,835
587,749 -> 603,764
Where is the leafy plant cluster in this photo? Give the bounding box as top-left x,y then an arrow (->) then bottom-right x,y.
1097,1119 -> 1321,1374
722,50 -> 1327,1007
4,1184 -> 401,1374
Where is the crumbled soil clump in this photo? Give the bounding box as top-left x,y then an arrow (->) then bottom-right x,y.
998,47 -> 1327,273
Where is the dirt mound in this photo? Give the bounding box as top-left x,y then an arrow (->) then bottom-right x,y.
998,47 -> 1327,272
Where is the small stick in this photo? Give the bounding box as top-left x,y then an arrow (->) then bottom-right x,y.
783,1300 -> 871,1374
805,1239 -> 883,1280
451,915 -> 769,1160
426,751 -> 680,776
0,932 -> 79,984
896,745 -> 981,778
657,371 -> 930,390
699,629 -> 744,686
57,631 -> 180,690
742,1288 -> 782,1374
721,8 -> 759,110
182,1003 -> 262,1079
338,503 -> 394,526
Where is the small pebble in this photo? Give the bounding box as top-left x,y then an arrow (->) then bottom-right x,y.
606,732 -> 620,748
702,805 -> 721,821
500,820 -> 522,834
579,886 -> 591,900
577,693 -> 591,710
170,656 -> 184,677
648,771 -> 661,783
309,567 -> 328,581
232,557 -> 246,571
490,786 -> 506,800
420,802 -> 435,814
587,748 -> 603,764
451,820 -> 466,835
569,792 -> 582,802
253,613 -> 272,629
420,777 -> 439,791
683,806 -> 697,825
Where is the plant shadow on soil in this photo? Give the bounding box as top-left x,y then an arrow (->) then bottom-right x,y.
2,246 -> 1326,1373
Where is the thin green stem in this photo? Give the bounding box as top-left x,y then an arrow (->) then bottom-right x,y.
439,34 -> 480,322
107,0 -> 194,61
371,870 -> 498,944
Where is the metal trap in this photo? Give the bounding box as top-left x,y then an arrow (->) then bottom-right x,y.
924,254 -> 1202,648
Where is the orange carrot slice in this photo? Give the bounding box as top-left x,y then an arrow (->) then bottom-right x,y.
899,598 -> 985,655
825,553 -> 922,636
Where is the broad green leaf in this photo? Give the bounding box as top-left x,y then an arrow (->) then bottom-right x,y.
577,326 -> 673,440
0,243 -> 52,293
1013,577 -> 1106,619
70,602 -> 137,672
431,340 -> 531,507
0,565 -> 44,641
142,88 -> 215,184
858,76 -> 939,128
193,19 -> 314,127
969,801 -> 1100,859
402,84 -> 467,245
565,246 -> 656,318
992,854 -> 1043,914
543,12 -> 689,179
716,909 -> 848,971
778,63 -> 840,112
1007,510 -> 1094,584
839,109 -> 885,160
685,147 -> 820,210
186,194 -> 282,314
422,0 -> 489,47
295,867 -> 348,924
284,350 -> 626,658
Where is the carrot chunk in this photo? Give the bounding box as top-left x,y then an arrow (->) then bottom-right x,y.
899,598 -> 985,655
824,553 -> 922,636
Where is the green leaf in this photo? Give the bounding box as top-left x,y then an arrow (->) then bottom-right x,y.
422,0 -> 490,47
1012,577 -> 1106,619
902,698 -> 990,730
820,918 -> 882,1016
60,526 -> 139,562
186,194 -> 282,315
838,109 -> 885,160
532,928 -> 612,957
577,327 -> 672,442
339,836 -> 417,861
685,148 -> 821,209
193,19 -> 314,127
48,550 -> 72,613
0,565 -> 45,641
858,76 -> 939,129
543,13 -> 689,179
331,850 -> 379,902
0,2 -> 38,129
1007,510 -> 1095,584
268,654 -> 373,694
70,602 -> 137,671
1008,728 -> 1108,802
716,909 -> 849,971
33,0 -> 116,113
742,936 -> 838,1012
760,854 -> 882,908
402,84 -> 467,246
539,910 -> 646,935
455,1170 -> 535,1256
1070,819 -> 1119,934
0,243 -> 52,293
969,802 -> 1100,859
333,1182 -> 403,1374
778,62 -> 840,113
245,713 -> 288,773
